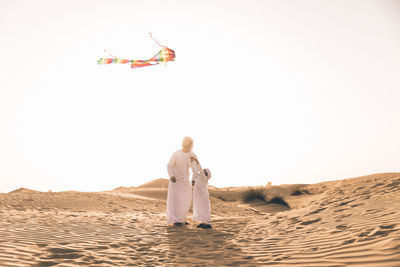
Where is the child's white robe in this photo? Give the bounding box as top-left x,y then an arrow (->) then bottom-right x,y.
191,161 -> 211,223
166,149 -> 195,224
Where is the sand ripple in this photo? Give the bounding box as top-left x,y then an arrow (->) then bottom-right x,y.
1,174 -> 399,266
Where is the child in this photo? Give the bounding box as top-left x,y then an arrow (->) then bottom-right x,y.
190,156 -> 212,229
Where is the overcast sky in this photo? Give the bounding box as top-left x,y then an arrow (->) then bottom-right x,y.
1,0 -> 399,192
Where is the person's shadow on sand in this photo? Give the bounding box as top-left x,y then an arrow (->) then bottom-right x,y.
165,224 -> 258,266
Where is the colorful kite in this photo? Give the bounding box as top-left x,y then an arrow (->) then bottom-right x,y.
97,33 -> 175,69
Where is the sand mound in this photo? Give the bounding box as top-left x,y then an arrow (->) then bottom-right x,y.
112,186 -> 131,192
137,178 -> 169,188
8,187 -> 40,194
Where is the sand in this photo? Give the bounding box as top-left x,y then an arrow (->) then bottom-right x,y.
0,173 -> 399,266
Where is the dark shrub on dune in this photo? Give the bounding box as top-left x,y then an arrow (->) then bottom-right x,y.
242,187 -> 267,202
269,197 -> 290,208
291,189 -> 310,196
242,187 -> 291,208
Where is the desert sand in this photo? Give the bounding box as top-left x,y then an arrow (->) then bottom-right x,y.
0,173 -> 399,266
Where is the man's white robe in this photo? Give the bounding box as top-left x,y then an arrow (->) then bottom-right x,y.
166,149 -> 195,224
191,161 -> 211,223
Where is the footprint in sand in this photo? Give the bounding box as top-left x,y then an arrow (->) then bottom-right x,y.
300,218 -> 321,225
34,260 -> 60,266
341,238 -> 356,245
336,200 -> 355,206
45,247 -> 84,259
369,227 -> 396,237
335,224 -> 348,230
379,224 -> 396,229
306,207 -> 326,215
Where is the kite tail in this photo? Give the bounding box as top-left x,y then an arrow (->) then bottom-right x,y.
98,49 -> 132,64
97,58 -> 132,64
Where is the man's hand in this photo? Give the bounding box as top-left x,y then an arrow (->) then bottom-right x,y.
192,180 -> 195,186
170,176 -> 176,183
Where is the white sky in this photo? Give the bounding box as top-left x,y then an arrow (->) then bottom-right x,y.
1,0 -> 399,192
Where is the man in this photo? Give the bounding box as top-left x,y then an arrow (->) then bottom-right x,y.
166,137 -> 195,226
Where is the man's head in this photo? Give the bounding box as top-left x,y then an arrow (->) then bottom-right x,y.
182,136 -> 194,153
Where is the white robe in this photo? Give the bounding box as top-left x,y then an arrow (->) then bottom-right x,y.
166,149 -> 195,224
191,161 -> 211,223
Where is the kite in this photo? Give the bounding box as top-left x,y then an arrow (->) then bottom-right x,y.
97,33 -> 175,69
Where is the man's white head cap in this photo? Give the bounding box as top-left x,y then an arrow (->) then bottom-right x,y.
182,136 -> 194,152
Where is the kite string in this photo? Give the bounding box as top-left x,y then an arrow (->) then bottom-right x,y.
149,32 -> 165,48
104,33 -> 164,59
104,49 -> 119,59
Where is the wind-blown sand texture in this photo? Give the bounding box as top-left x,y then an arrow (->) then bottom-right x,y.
0,173 -> 399,266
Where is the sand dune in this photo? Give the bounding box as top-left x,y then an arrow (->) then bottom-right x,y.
136,178 -> 169,189
0,173 -> 399,266
8,188 -> 40,194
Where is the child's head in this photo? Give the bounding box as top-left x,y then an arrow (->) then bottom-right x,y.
203,168 -> 211,179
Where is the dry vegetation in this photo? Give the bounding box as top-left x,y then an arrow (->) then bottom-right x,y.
241,186 -> 290,207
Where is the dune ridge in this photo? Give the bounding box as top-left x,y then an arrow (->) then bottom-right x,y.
136,178 -> 169,188
0,173 -> 399,266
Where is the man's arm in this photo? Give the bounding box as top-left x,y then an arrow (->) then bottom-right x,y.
190,161 -> 199,186
167,152 -> 176,182
190,152 -> 205,185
